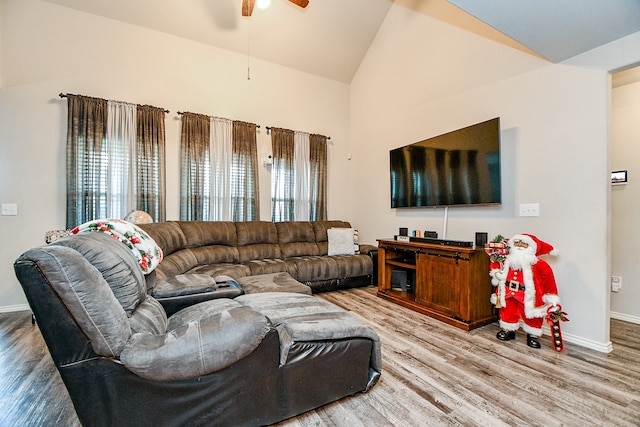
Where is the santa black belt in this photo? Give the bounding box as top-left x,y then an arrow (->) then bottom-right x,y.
508,281 -> 526,291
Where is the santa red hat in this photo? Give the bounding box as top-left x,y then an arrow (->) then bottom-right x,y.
512,233 -> 558,257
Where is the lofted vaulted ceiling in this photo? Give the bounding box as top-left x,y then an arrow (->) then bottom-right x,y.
44,0 -> 640,83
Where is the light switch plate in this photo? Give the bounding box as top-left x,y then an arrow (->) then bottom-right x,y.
1,203 -> 18,216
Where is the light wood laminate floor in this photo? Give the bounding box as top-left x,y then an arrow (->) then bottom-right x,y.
1,286 -> 639,426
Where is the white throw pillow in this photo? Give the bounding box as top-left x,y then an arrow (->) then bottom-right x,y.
327,227 -> 356,256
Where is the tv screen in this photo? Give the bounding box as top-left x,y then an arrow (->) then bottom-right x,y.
390,117 -> 501,208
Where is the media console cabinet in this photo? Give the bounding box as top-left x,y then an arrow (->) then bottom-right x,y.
376,239 -> 497,331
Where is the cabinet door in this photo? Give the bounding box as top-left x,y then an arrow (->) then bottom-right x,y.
415,253 -> 460,316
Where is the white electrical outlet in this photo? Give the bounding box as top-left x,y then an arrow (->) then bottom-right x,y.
519,203 -> 540,217
611,276 -> 622,292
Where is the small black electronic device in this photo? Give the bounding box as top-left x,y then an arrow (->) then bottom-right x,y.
409,237 -> 474,248
475,232 -> 488,247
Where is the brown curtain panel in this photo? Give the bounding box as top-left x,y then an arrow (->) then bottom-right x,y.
309,134 -> 328,221
136,105 -> 166,222
66,94 -> 108,229
180,113 -> 210,221
270,127 -> 295,222
232,121 -> 259,221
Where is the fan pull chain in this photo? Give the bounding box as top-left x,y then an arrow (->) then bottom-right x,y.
247,20 -> 251,80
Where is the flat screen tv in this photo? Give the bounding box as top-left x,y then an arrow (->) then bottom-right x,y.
390,117 -> 501,208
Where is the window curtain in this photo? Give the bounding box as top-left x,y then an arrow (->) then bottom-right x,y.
180,112 -> 210,220
106,100 -> 137,219
66,94 -> 108,228
231,121 -> 260,221
309,133 -> 327,221
136,105 -> 166,222
293,131 -> 310,221
210,117 -> 234,221
270,128 -> 295,222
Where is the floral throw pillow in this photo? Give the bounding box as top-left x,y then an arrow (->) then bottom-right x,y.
71,218 -> 163,274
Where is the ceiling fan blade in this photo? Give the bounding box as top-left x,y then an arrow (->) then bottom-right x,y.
288,0 -> 309,8
242,0 -> 255,16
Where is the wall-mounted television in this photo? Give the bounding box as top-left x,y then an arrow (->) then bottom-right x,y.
390,117 -> 501,208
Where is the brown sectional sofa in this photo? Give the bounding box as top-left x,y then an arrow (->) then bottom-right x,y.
139,220 -> 378,315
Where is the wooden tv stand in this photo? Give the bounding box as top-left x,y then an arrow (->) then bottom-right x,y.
377,238 -> 497,331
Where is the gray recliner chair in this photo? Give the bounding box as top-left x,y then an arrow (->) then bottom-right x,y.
14,232 -> 381,427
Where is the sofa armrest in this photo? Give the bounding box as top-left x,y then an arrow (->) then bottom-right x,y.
360,245 -> 378,285
120,305 -> 270,381
358,244 -> 377,256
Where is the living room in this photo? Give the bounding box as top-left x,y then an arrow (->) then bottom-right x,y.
1,0 -> 640,409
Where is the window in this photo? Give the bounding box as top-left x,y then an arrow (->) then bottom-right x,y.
180,115 -> 259,221
66,95 -> 166,228
270,128 -> 327,222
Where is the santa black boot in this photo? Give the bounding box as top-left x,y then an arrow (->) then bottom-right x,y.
496,329 -> 516,341
527,334 -> 541,349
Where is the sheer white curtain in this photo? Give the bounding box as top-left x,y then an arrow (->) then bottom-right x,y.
293,131 -> 310,221
210,117 -> 234,221
106,100 -> 137,219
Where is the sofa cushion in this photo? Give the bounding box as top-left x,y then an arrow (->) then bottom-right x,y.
179,221 -> 237,247
188,263 -> 252,280
235,292 -> 381,372
236,221 -> 279,246
120,301 -> 271,381
53,233 -> 146,317
152,274 -> 218,298
139,221 -> 188,257
286,256 -> 339,282
19,245 -> 131,357
190,245 -> 239,265
237,244 -> 281,263
332,254 -> 374,278
129,296 -> 168,335
279,241 -> 319,259
237,272 -> 312,295
275,222 -> 316,244
277,222 -> 320,258
155,249 -> 199,281
242,259 -> 289,276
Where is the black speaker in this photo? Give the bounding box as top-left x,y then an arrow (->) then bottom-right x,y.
399,227 -> 408,236
475,232 -> 488,247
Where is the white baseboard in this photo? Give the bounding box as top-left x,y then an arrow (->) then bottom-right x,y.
562,332 -> 613,353
610,311 -> 640,325
0,304 -> 31,314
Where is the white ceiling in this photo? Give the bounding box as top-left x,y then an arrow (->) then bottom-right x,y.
44,0 -> 640,83
448,0 -> 640,63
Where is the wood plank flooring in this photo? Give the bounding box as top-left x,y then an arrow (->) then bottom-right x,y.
1,286 -> 639,426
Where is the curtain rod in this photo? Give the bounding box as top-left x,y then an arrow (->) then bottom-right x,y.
176,111 -> 260,129
265,126 -> 331,140
59,93 -> 170,113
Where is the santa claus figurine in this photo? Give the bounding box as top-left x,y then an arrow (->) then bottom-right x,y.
491,233 -> 560,349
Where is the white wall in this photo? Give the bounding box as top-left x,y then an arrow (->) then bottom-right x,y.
611,79 -> 640,323
349,4 -> 613,351
0,0 -> 352,310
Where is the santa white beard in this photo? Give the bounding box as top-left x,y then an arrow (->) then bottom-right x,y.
507,247 -> 538,270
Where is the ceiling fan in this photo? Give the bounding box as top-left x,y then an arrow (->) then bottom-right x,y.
242,0 -> 309,17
